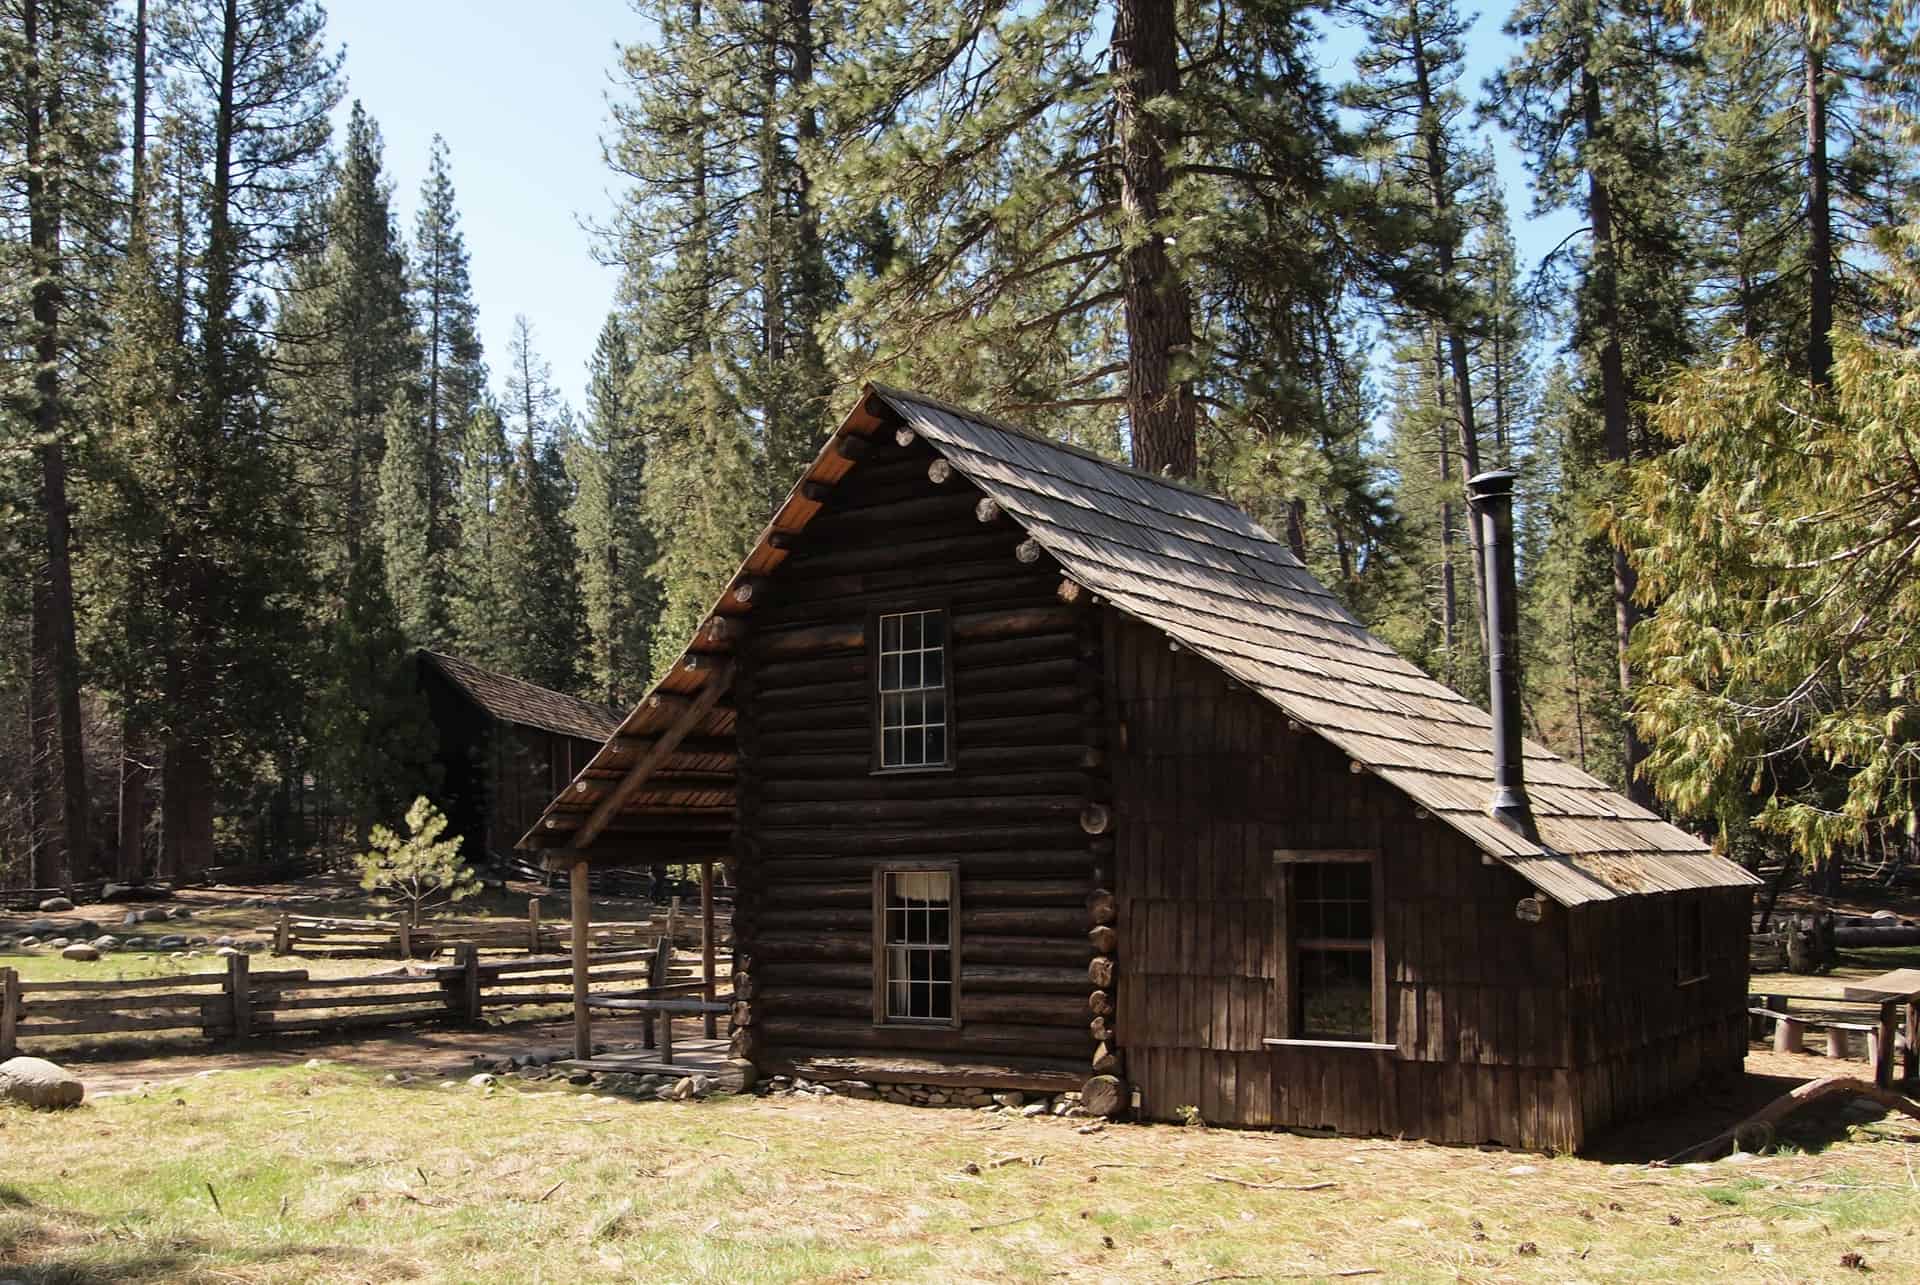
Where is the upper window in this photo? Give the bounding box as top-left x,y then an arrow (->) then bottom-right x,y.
877,609 -> 949,769
1271,850 -> 1387,1048
878,869 -> 956,1023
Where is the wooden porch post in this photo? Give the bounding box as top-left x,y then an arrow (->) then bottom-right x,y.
571,857 -> 591,1060
701,860 -> 717,1038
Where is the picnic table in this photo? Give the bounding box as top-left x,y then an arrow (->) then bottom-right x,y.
1839,968 -> 1920,1088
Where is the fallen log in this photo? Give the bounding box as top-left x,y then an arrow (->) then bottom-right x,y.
1663,1076 -> 1920,1164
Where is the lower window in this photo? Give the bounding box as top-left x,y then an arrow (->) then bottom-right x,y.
1274,850 -> 1385,1045
877,868 -> 957,1023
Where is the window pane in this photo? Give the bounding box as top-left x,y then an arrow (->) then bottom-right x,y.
1298,948 -> 1371,1040
877,610 -> 949,768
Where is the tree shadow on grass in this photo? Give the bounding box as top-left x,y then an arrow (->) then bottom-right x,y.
1582,1068 -> 1916,1163
0,1195 -> 404,1284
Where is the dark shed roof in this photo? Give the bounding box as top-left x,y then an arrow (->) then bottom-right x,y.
420,651 -> 624,743
521,386 -> 1758,907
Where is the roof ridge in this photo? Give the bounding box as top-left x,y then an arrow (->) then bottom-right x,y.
867,382 -> 1244,511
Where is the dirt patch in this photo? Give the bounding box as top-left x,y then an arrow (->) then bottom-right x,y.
69,1014 -> 661,1096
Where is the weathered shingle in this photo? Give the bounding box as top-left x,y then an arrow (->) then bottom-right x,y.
874,385 -> 1759,907
422,651 -> 623,743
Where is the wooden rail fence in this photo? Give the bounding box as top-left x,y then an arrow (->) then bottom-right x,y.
0,946 -> 704,1058
270,897 -> 729,960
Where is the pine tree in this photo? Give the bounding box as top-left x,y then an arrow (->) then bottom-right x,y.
1486,0 -> 1698,800
448,401 -> 514,669
570,314 -> 661,706
492,316 -> 586,693
141,0 -> 341,874
403,135 -> 486,645
0,0 -> 120,882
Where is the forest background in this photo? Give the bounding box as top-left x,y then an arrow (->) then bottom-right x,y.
1,0 -> 1915,894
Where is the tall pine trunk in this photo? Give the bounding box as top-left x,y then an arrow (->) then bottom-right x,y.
1581,66 -> 1652,805
23,0 -> 92,884
119,0 -> 153,882
1113,0 -> 1197,479
1804,34 -> 1833,389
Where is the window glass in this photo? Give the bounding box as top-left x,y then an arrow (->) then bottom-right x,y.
883,870 -> 953,1021
878,609 -> 949,768
1291,859 -> 1375,1041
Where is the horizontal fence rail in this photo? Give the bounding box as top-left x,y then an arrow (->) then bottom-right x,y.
269,898 -> 729,960
0,945 -> 712,1058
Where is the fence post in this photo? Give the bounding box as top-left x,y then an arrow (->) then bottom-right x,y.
227,951 -> 251,1041
460,943 -> 482,1023
667,896 -> 681,948
274,912 -> 291,956
528,898 -> 541,955
1,967 -> 19,1059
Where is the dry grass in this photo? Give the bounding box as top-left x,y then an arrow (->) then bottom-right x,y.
2,1062 -> 1918,1283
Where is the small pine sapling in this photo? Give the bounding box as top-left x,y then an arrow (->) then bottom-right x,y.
355,796 -> 481,926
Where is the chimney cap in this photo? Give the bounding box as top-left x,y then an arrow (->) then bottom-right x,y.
1465,469 -> 1518,502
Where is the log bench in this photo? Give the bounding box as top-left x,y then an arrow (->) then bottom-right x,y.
1750,997 -> 1914,1086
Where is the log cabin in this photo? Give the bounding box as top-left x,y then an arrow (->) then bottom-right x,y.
416,650 -> 623,862
519,385 -> 1759,1152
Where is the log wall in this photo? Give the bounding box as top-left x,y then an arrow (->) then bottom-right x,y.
731,433 -> 1106,1091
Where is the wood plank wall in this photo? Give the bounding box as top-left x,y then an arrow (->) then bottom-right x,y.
730,432 -> 1107,1090
1107,613 -> 1587,1150
1566,891 -> 1752,1136
1108,614 -> 1751,1151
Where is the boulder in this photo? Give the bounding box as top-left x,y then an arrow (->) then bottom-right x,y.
37,897 -> 73,913
16,938 -> 37,949
25,919 -> 58,937
60,944 -> 99,962
91,936 -> 118,951
0,1057 -> 84,1110
122,911 -> 141,928
170,907 -> 193,920
46,938 -> 70,950
156,935 -> 186,949
139,908 -> 171,923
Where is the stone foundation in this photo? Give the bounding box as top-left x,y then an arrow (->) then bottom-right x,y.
759,1076 -> 1085,1117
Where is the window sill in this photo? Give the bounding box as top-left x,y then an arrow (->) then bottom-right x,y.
1262,1037 -> 1398,1053
869,764 -> 956,776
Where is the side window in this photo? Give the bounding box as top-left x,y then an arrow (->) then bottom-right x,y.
874,868 -> 958,1025
1677,897 -> 1708,984
1271,850 -> 1387,1047
875,609 -> 950,770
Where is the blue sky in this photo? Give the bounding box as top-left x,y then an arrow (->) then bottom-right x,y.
325,0 -> 1574,415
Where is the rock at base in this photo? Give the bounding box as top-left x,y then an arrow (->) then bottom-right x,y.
0,1057 -> 85,1110
61,944 -> 99,962
38,897 -> 74,913
1081,1075 -> 1126,1119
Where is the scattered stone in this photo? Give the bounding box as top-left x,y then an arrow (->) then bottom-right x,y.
214,935 -> 235,948
24,919 -> 58,937
60,944 -> 99,962
37,897 -> 73,913
46,938 -> 70,950
568,1072 -> 593,1086
91,936 -> 118,951
216,946 -> 243,957
671,1076 -> 697,1101
1021,1102 -> 1049,1118
0,1056 -> 85,1110
992,1091 -> 1025,1109
122,911 -> 141,928
240,940 -> 266,953
170,907 -> 193,920
17,938 -> 38,949
156,935 -> 186,949
468,1073 -> 497,1089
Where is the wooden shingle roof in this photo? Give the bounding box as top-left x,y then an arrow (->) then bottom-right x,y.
421,651 -> 624,743
521,385 -> 1758,906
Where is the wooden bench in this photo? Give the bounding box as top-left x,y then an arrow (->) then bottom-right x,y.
1750,997 -> 1913,1085
584,938 -> 727,1066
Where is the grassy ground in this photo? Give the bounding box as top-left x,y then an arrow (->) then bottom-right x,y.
2,1062 -> 1918,1284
